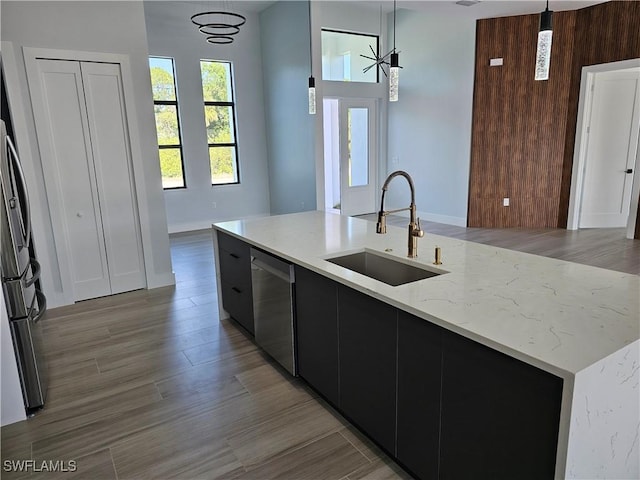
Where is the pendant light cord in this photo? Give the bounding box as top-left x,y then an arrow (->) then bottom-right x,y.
308,0 -> 313,75
393,0 -> 397,51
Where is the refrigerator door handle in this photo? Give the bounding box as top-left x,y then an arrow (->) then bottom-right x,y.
6,135 -> 31,247
33,290 -> 47,323
24,258 -> 41,288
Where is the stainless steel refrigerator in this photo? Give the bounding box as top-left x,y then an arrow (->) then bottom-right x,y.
1,119 -> 48,411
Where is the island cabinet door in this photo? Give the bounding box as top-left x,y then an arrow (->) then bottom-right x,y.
217,232 -> 254,335
396,311 -> 443,480
295,266 -> 339,406
439,331 -> 563,480
338,285 -> 397,454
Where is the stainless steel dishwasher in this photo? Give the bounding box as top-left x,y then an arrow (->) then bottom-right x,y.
250,248 -> 297,376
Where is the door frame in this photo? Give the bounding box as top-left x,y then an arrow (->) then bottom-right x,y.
23,47 -> 151,305
567,58 -> 640,238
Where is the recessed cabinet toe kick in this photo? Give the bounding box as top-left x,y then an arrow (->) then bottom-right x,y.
213,212 -> 640,480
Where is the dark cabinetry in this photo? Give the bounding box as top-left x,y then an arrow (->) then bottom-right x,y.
217,239 -> 564,480
216,231 -> 254,335
397,311 -> 443,480
439,331 -> 563,480
294,269 -> 563,480
338,286 -> 397,454
295,266 -> 339,406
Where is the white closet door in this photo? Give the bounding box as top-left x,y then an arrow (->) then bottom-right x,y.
34,59 -> 111,301
80,62 -> 145,294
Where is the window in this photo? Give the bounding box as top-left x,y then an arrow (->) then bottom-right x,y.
149,57 -> 185,189
321,30 -> 379,83
200,60 -> 239,185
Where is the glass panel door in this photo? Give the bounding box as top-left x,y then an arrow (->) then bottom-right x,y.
339,98 -> 377,216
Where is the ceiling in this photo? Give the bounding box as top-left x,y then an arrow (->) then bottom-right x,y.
204,0 -> 606,17
395,0 -> 607,19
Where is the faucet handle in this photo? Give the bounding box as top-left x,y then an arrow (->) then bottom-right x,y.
414,217 -> 424,238
376,211 -> 387,234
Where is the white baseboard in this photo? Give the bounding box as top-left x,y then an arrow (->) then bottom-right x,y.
392,210 -> 467,227
168,221 -> 216,234
168,213 -> 271,234
146,271 -> 176,289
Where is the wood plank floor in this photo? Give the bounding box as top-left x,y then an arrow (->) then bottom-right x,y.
1,229 -> 409,480
2,220 -> 637,479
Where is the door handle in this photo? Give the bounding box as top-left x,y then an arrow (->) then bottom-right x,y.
6,135 -> 32,247
626,169 -> 633,174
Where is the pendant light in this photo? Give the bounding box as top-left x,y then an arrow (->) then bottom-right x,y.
389,0 -> 400,101
307,0 -> 316,115
534,0 -> 553,81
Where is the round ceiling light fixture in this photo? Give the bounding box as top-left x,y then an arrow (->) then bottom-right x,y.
190,11 -> 246,45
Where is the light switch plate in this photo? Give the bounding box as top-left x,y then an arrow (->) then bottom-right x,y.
490,58 -> 504,67
503,197 -> 510,207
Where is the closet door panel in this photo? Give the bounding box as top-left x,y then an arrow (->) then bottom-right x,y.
35,59 -> 111,301
81,62 -> 145,294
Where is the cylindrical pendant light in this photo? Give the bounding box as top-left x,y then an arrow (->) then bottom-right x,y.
308,76 -> 316,115
389,52 -> 399,102
534,1 -> 553,81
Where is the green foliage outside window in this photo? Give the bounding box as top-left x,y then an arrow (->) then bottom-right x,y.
201,60 -> 239,184
159,149 -> 184,188
149,58 -> 184,189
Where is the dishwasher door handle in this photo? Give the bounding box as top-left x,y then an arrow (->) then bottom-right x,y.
251,257 -> 293,283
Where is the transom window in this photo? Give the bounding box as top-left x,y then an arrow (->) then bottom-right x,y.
200,60 -> 240,185
321,29 -> 379,83
149,57 -> 185,189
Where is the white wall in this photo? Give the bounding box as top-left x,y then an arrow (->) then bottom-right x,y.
1,294 -> 26,426
0,1 -> 175,307
260,1 -> 316,215
386,8 -> 475,226
144,2 -> 271,232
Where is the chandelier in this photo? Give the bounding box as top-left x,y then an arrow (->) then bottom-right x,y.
191,10 -> 246,45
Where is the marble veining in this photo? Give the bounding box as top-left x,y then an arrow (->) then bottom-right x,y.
566,340 -> 639,479
214,211 -> 639,378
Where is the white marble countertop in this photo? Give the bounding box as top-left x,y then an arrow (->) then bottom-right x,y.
213,211 -> 639,378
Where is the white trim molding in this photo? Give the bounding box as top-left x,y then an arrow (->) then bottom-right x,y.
567,58 -> 640,239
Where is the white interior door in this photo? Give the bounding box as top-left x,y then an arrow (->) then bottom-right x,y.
579,69 -> 640,228
81,62 -> 145,295
34,59 -> 112,301
30,58 -> 145,301
338,98 -> 377,217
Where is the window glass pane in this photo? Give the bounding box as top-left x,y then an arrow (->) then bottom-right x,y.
153,105 -> 180,145
348,107 -> 369,187
321,30 -> 378,83
149,57 -> 176,101
204,105 -> 234,143
159,148 -> 184,189
210,146 -> 238,184
200,60 -> 232,102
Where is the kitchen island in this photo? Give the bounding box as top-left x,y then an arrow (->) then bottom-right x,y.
213,211 -> 639,480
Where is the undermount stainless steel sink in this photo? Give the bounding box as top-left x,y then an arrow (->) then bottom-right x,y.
326,250 -> 445,286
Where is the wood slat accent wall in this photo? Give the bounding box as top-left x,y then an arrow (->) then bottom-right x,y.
468,11 -> 577,228
468,1 -> 640,235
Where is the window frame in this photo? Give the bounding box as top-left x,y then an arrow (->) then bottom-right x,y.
149,56 -> 186,190
321,29 -> 380,84
200,59 -> 241,186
